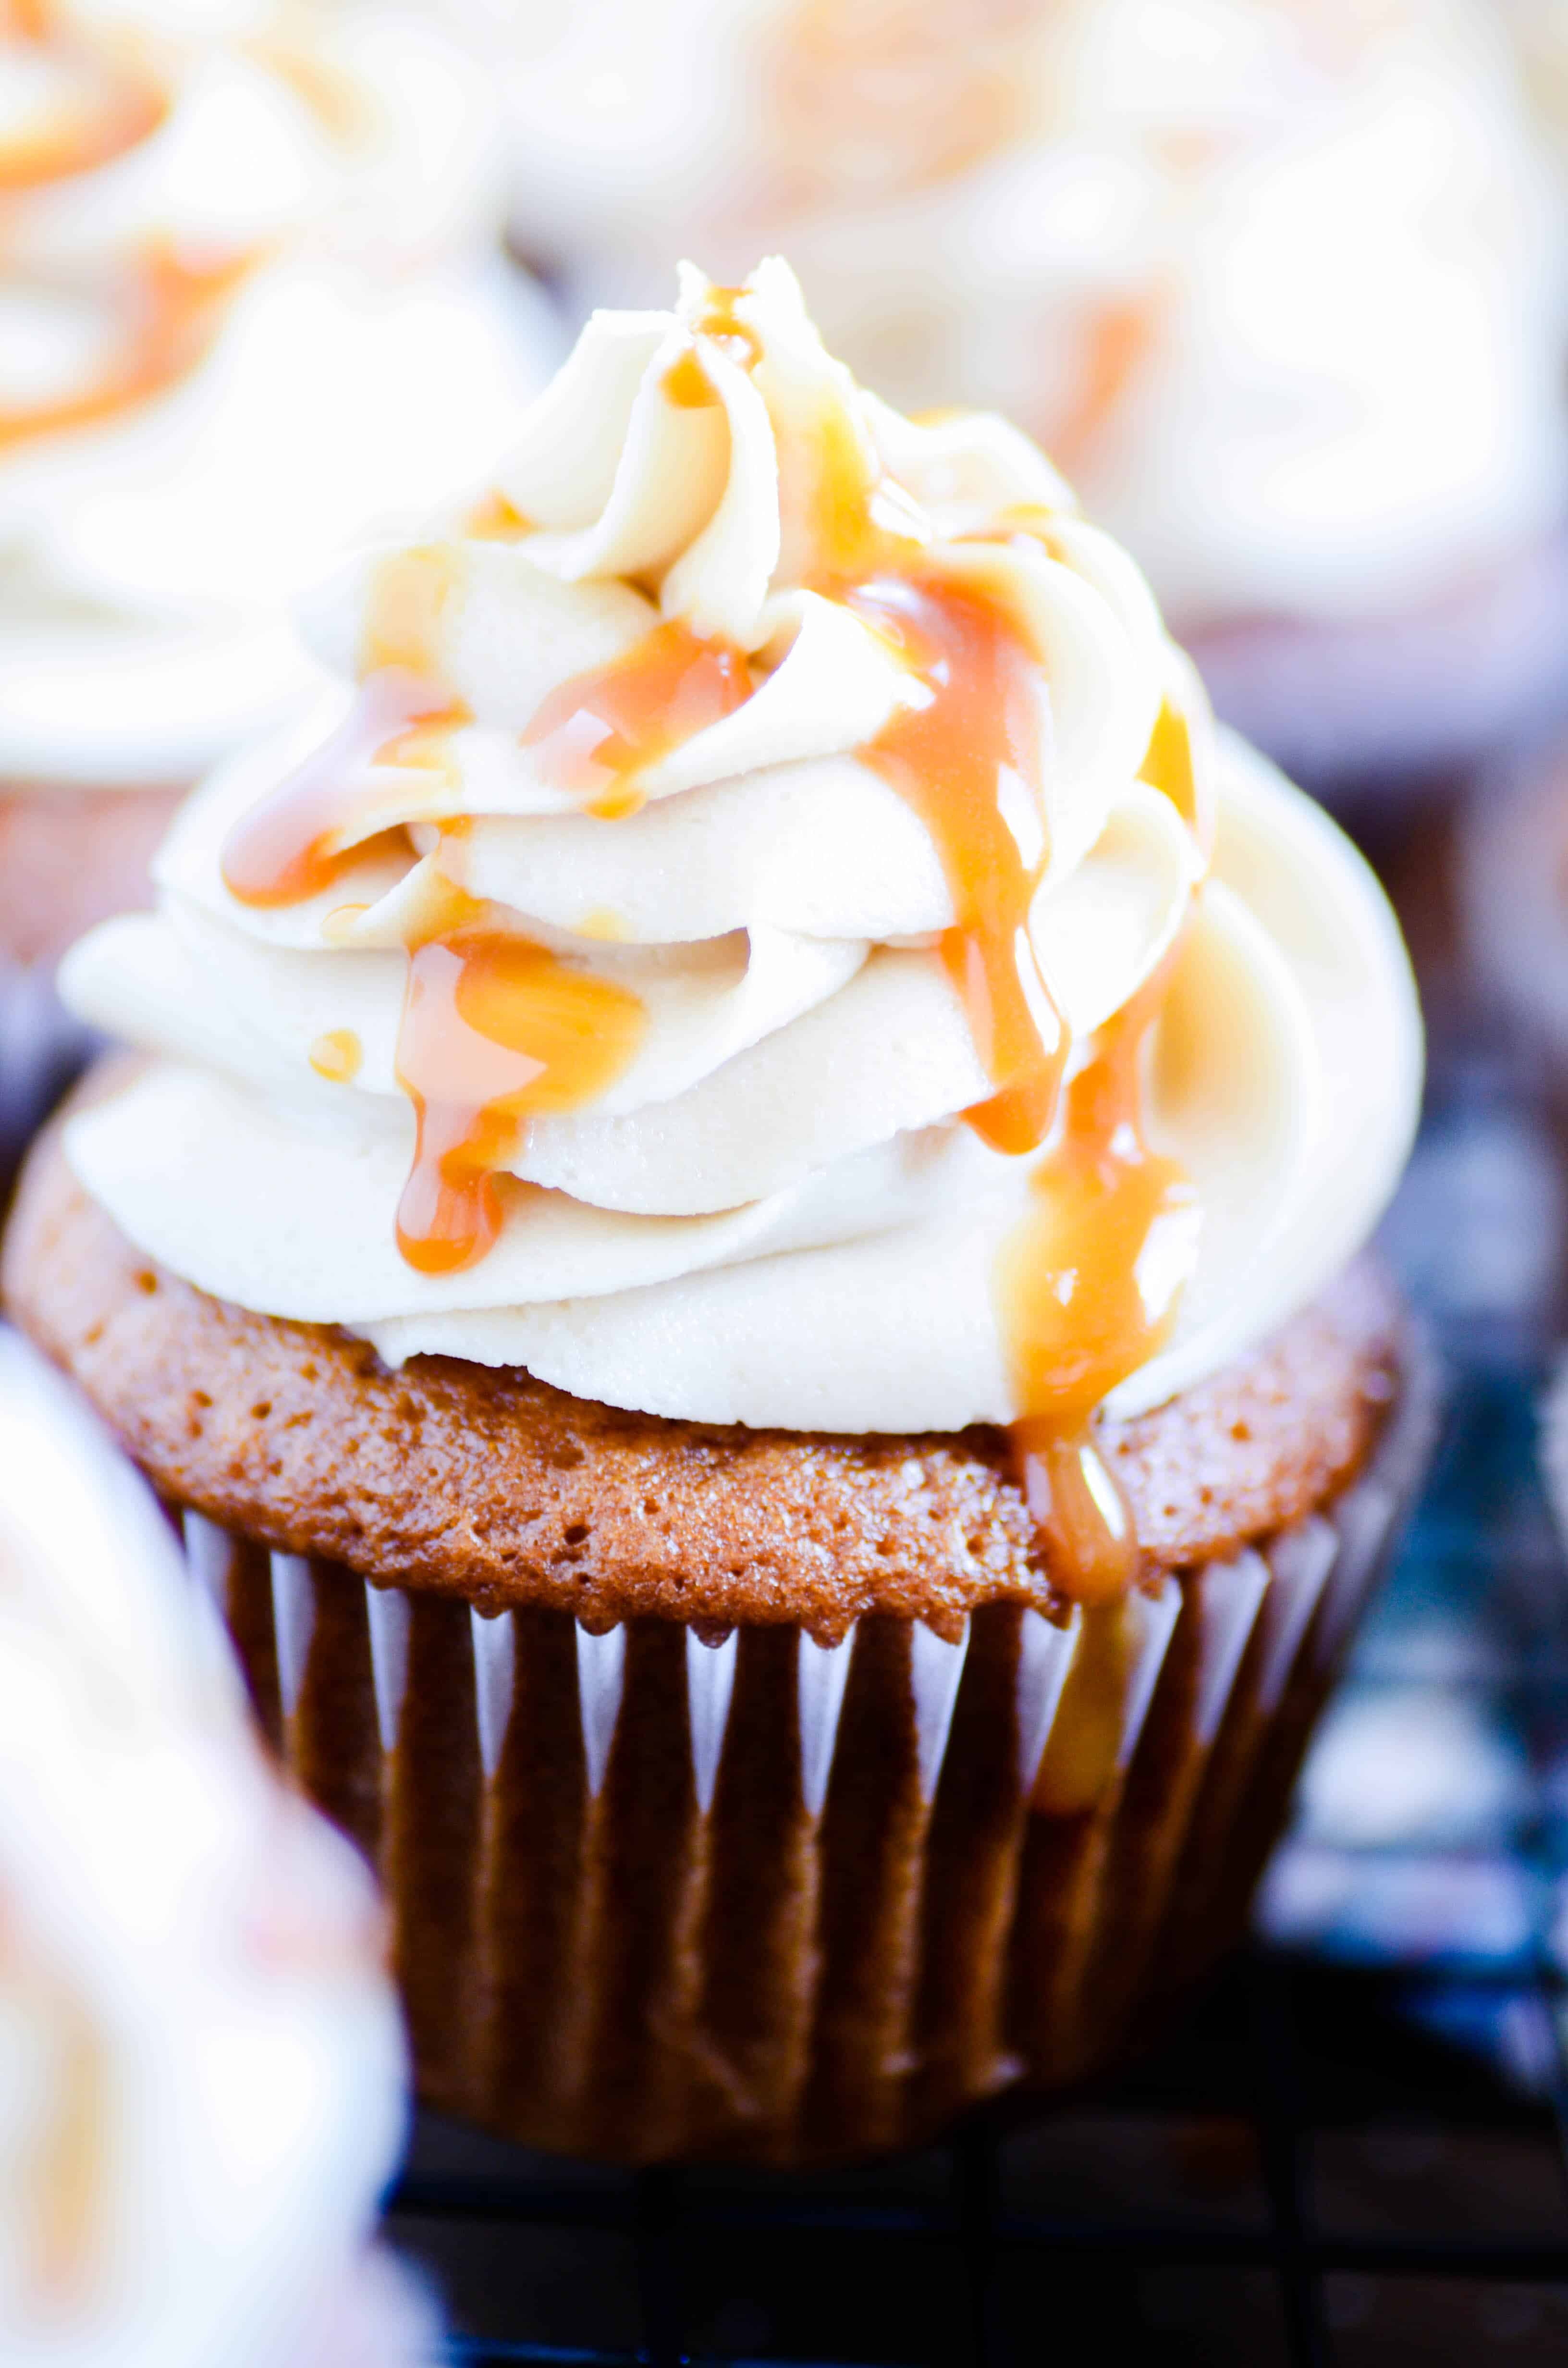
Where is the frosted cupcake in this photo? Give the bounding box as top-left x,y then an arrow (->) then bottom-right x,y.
0,1330 -> 433,2365
0,0 -> 560,1140
503,0 -> 1568,800
9,260 -> 1431,2164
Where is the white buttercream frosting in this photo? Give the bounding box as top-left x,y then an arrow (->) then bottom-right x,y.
0,1330 -> 426,2367
0,0 -> 561,787
502,0 -> 1567,628
61,259 -> 1421,1435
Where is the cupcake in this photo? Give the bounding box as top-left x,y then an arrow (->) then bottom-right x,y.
502,0 -> 1568,802
8,259 -> 1431,2164
0,1329 -> 435,2365
0,0 -> 561,1148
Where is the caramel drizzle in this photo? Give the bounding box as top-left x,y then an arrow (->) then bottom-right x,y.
999,966 -> 1195,1604
220,667 -> 452,909
849,573 -> 1066,1154
787,383 -> 1198,1597
394,904 -> 646,1276
520,619 -> 752,819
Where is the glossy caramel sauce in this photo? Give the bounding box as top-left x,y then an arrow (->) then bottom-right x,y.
519,618 -> 751,817
394,919 -> 645,1274
997,971 -> 1195,1603
663,347 -> 718,409
849,573 -> 1066,1156
689,284 -> 763,374
220,669 -> 453,908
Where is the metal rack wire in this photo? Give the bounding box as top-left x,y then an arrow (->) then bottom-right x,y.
384,916 -> 1568,2365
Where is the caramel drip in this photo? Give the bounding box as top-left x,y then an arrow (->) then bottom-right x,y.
849,573 -> 1066,1155
394,921 -> 645,1275
662,349 -> 718,409
220,670 -> 455,908
0,243 -> 255,453
999,974 -> 1195,1604
520,619 -> 751,817
0,4 -> 167,190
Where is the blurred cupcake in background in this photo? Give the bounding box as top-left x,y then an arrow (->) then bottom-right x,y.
0,0 -> 562,1148
502,0 -> 1568,806
0,1330 -> 434,2366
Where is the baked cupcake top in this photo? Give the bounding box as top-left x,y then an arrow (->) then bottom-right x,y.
0,0 -> 560,788
503,0 -> 1567,628
0,1332 -> 422,2365
61,259 -> 1420,1596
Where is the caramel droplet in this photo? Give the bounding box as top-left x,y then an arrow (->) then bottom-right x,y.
662,349 -> 719,408
308,1028 -> 361,1083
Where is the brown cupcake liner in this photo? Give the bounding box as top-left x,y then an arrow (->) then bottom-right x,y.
176,1343 -> 1439,2168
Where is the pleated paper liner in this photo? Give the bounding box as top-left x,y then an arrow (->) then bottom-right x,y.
178,1344 -> 1440,2168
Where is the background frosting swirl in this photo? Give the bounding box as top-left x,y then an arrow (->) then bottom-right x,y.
61,258 -> 1421,1433
0,0 -> 560,786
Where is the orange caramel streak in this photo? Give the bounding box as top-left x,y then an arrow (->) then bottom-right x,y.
520,619 -> 752,816
1000,968 -> 1196,1605
393,921 -> 646,1276
220,671 -> 461,910
849,574 -> 1066,1156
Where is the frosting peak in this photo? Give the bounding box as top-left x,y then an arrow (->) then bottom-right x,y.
61,260 -> 1421,1594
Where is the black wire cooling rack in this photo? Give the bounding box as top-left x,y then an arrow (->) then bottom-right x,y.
383,834 -> 1568,2366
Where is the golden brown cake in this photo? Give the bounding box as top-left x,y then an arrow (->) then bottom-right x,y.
8,261 -> 1430,2163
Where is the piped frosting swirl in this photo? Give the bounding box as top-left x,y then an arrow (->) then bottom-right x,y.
61,260 -> 1421,1588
